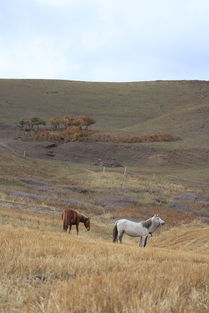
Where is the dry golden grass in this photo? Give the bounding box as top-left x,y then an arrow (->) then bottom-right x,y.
0,207 -> 208,313
150,220 -> 209,253
74,171 -> 193,194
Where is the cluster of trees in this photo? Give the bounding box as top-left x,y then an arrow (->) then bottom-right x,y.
17,117 -> 46,130
48,115 -> 95,130
18,115 -> 95,131
17,115 -> 175,144
60,126 -> 92,142
18,115 -> 96,143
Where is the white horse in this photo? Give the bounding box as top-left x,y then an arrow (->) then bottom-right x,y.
113,215 -> 165,247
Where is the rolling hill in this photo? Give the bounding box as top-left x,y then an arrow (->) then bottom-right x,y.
0,79 -> 209,312
0,79 -> 209,219
1,79 -> 209,183
1,79 -> 209,140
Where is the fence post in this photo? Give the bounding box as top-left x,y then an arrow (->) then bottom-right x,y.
121,167 -> 127,189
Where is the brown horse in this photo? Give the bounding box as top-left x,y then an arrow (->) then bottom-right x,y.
61,208 -> 90,235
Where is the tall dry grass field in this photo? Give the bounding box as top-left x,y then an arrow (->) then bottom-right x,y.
0,208 -> 209,313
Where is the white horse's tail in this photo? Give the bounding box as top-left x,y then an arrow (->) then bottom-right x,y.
113,222 -> 118,242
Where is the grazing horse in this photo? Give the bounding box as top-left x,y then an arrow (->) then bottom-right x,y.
61,208 -> 90,235
113,215 -> 165,247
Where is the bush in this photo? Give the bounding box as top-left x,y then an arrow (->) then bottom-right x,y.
89,133 -> 175,143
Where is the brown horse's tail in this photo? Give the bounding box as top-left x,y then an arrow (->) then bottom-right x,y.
61,209 -> 68,231
113,222 -> 118,243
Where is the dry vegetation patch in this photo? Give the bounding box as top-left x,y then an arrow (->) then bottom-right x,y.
73,171 -> 189,194
150,220 -> 209,253
0,214 -> 208,313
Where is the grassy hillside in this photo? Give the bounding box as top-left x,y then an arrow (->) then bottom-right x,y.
0,79 -> 209,222
1,79 -> 209,174
0,79 -> 209,312
1,79 -> 209,140
0,207 -> 208,313
2,142 -> 209,224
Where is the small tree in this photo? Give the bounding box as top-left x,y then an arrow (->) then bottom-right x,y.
30,117 -> 46,129
62,115 -> 96,129
17,119 -> 32,131
60,126 -> 89,142
63,115 -> 76,127
77,116 -> 96,129
49,117 -> 62,130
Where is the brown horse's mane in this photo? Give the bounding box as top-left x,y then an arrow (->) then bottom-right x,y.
74,210 -> 88,220
65,207 -> 89,222
79,213 -> 89,222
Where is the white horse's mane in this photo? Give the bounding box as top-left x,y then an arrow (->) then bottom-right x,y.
142,218 -> 152,229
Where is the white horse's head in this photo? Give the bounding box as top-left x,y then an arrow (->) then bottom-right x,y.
152,214 -> 165,226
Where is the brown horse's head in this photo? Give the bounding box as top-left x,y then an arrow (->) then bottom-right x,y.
84,217 -> 90,231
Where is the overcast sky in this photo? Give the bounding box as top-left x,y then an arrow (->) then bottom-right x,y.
1,0 -> 209,82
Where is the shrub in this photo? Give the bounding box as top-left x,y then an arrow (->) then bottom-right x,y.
89,133 -> 175,143
60,126 -> 91,143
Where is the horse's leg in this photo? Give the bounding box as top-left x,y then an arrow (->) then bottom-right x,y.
119,231 -> 125,243
76,223 -> 79,235
68,224 -> 72,234
139,236 -> 148,247
63,221 -> 68,232
117,229 -> 121,243
143,236 -> 148,247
